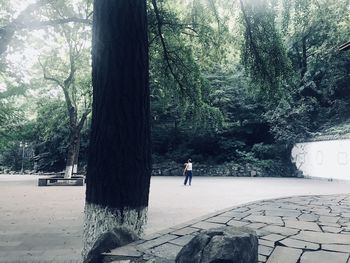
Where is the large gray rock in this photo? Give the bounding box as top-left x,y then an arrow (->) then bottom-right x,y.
84,227 -> 138,263
175,226 -> 258,263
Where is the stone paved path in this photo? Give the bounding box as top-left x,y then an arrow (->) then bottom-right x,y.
105,194 -> 350,263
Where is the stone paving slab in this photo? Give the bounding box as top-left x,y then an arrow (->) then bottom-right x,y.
226,219 -> 250,227
259,239 -> 275,247
321,225 -> 342,233
168,235 -> 194,246
261,233 -> 286,242
260,225 -> 299,236
149,243 -> 182,260
264,209 -> 301,218
278,238 -> 320,250
244,215 -> 284,225
298,213 -> 320,222
104,194 -> 350,263
266,246 -> 302,263
258,245 -> 274,257
300,250 -> 350,263
190,221 -> 224,230
247,222 -> 267,229
136,234 -> 178,250
205,215 -> 232,224
322,244 -> 350,253
284,219 -> 321,231
169,227 -> 198,236
293,230 -> 350,244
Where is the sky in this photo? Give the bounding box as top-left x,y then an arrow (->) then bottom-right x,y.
11,0 -> 36,16
3,0 -> 42,84
4,0 -> 91,87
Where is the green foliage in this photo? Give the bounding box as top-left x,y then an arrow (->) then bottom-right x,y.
149,0 -> 226,132
251,143 -> 279,160
239,0 -> 292,99
0,102 -> 20,146
1,0 -> 349,177
150,0 -> 349,176
33,99 -> 70,171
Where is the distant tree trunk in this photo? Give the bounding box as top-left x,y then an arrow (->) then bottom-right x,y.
301,36 -> 308,78
64,131 -> 80,178
294,36 -> 308,79
63,97 -> 89,178
83,0 -> 151,259
73,136 -> 80,173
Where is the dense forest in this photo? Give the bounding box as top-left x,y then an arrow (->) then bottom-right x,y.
0,0 -> 349,176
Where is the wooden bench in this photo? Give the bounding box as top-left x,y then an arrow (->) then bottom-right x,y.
38,176 -> 85,186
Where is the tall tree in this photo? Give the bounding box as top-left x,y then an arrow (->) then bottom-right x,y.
40,25 -> 91,178
83,0 -> 151,259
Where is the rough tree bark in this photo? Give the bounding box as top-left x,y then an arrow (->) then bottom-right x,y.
65,115 -> 87,178
83,0 -> 151,259
65,137 -> 78,178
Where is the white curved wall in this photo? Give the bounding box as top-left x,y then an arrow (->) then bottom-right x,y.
291,139 -> 350,180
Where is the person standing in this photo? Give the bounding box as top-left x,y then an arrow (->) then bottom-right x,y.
183,159 -> 193,186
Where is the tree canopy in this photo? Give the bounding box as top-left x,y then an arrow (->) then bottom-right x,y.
0,0 -> 349,176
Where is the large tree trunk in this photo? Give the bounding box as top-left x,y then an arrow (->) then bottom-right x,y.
83,0 -> 151,259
